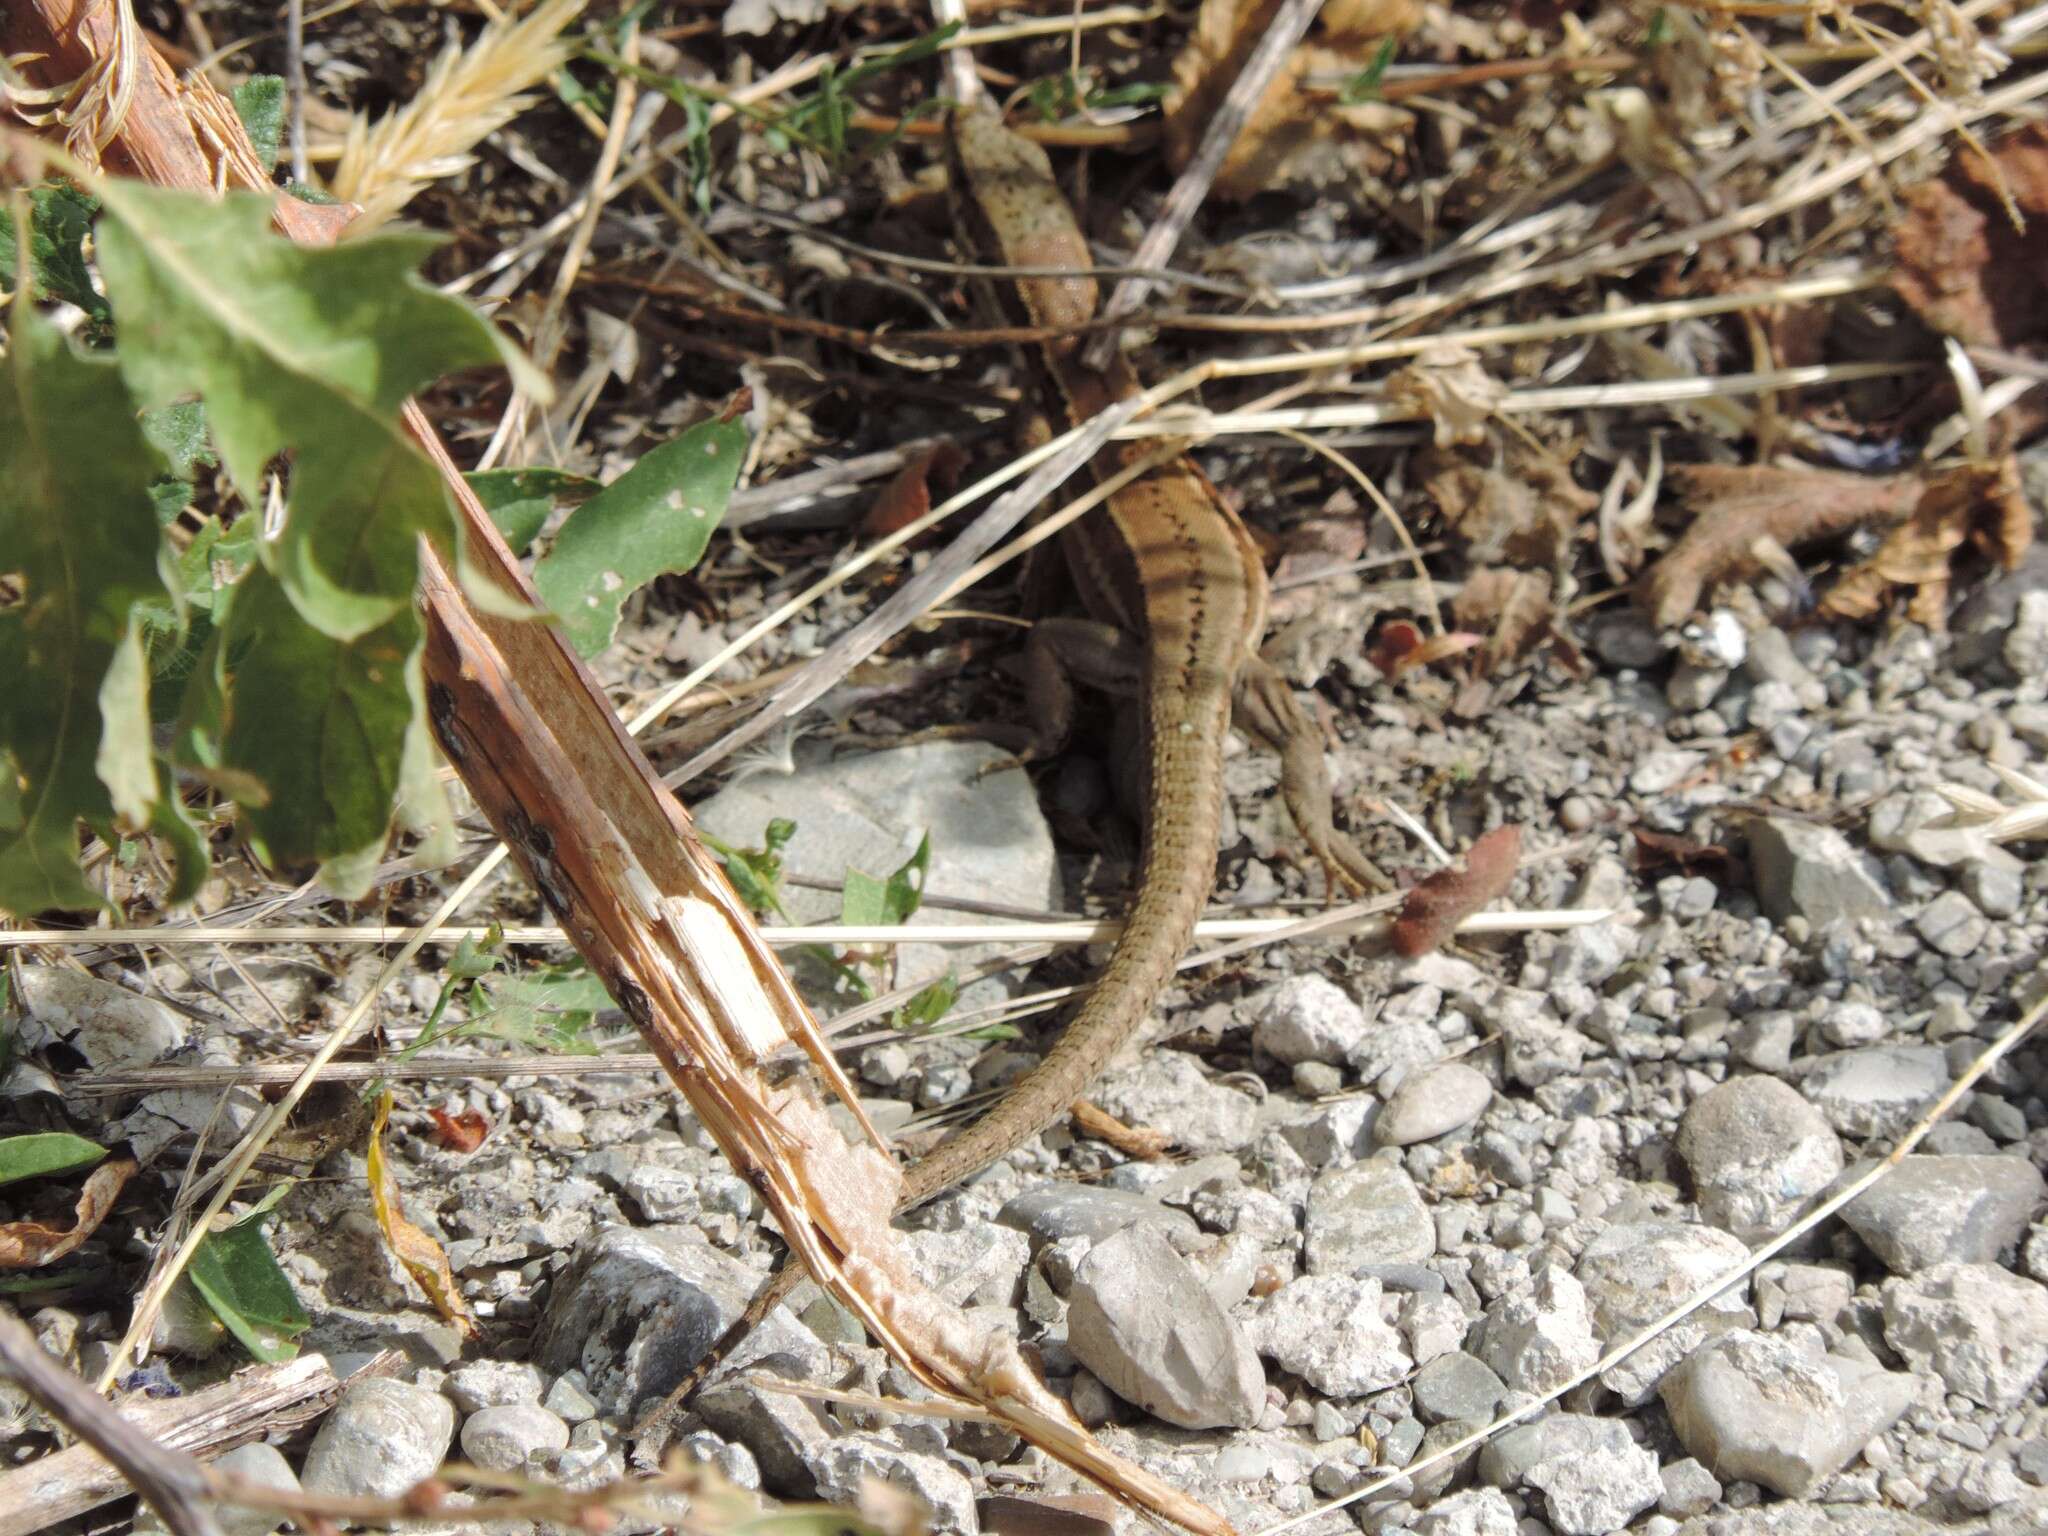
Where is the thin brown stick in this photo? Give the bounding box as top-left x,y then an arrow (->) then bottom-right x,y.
0,1307 -> 217,1536
1080,0 -> 1325,368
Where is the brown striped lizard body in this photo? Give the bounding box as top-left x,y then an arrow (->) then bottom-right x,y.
638,107 -> 1381,1433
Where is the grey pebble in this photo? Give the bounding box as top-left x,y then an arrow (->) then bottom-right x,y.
1256,974 -> 1372,1065
460,1402 -> 570,1472
1474,1266 -> 1600,1394
1962,857 -> 2025,918
544,1372 -> 599,1424
1659,1330 -> 1915,1498
1882,1261 -> 2048,1408
1837,1154 -> 2045,1273
1747,817 -> 1891,926
1802,1045 -> 1951,1139
997,1184 -> 1201,1248
300,1378 -> 455,1500
135,1442 -> 300,1536
1305,1156 -> 1436,1273
1676,1076 -> 1844,1239
1659,1456 -> 1723,1518
535,1225 -> 792,1415
1066,1224 -> 1265,1429
1914,889 -> 1989,958
812,1435 -> 978,1536
1402,1487 -> 1518,1535
1375,1062 -> 1492,1146
1411,1351 -> 1507,1424
1251,1273 -> 1412,1399
443,1359 -> 544,1413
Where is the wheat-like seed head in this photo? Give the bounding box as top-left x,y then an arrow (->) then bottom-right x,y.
330,0 -> 586,233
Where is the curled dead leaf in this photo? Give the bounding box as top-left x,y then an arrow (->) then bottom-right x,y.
1397,632 -> 1487,677
0,1155 -> 136,1268
862,441 -> 967,539
1391,825 -> 1522,957
1164,0 -> 1420,198
368,1093 -> 477,1336
1423,442 -> 1596,567
1894,124 -> 2048,350
1450,566 -> 1550,670
428,1105 -> 489,1154
1069,1099 -> 1172,1160
1367,619 -> 1423,675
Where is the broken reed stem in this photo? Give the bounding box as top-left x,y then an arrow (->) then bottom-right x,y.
1259,978 -> 2048,1536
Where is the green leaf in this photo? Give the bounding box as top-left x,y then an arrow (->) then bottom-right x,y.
187,1212 -> 309,1363
779,23 -> 961,152
232,76 -> 287,173
0,184 -> 111,332
208,566 -> 433,885
0,306 -> 176,915
0,1132 -> 108,1188
91,181 -> 542,643
896,973 -> 957,1031
1339,39 -> 1398,105
468,966 -> 610,1053
1088,81 -> 1168,111
532,415 -> 747,655
701,819 -> 794,921
141,401 -> 215,481
150,790 -> 209,907
464,466 -> 597,557
448,923 -> 509,981
841,832 -> 929,928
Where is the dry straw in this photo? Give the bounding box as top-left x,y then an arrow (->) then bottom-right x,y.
328,0 -> 585,231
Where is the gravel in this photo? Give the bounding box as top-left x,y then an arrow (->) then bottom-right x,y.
18,532 -> 2048,1536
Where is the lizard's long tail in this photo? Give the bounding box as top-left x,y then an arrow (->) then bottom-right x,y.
636,718 -> 1227,1437
899,742 -> 1225,1205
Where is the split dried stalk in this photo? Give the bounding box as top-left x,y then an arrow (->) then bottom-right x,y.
2,5 -> 1230,1527
0,1350 -> 368,1536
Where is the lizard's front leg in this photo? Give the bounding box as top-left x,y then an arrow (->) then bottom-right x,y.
1234,655 -> 1390,895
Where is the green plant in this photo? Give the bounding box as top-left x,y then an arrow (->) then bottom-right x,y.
391,924 -> 610,1073
1339,39 -> 1398,105
0,162 -> 746,916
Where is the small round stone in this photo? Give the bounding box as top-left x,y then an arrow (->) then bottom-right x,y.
459,1402 -> 571,1472
1375,1062 -> 1492,1146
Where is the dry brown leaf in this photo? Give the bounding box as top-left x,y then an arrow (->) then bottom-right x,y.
1391,825 -> 1522,957
0,1156 -> 135,1268
1894,124 -> 2048,349
1164,0 -> 1419,198
1451,566 -> 1550,669
1640,464 -> 1921,628
862,441 -> 967,539
1423,443 -> 1595,567
1632,828 -> 1746,886
1387,348 -> 1507,448
1822,457 -> 2032,630
427,1105 -> 489,1154
368,1093 -> 477,1336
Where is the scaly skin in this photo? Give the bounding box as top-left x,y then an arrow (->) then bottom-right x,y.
635,107 -> 1379,1437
